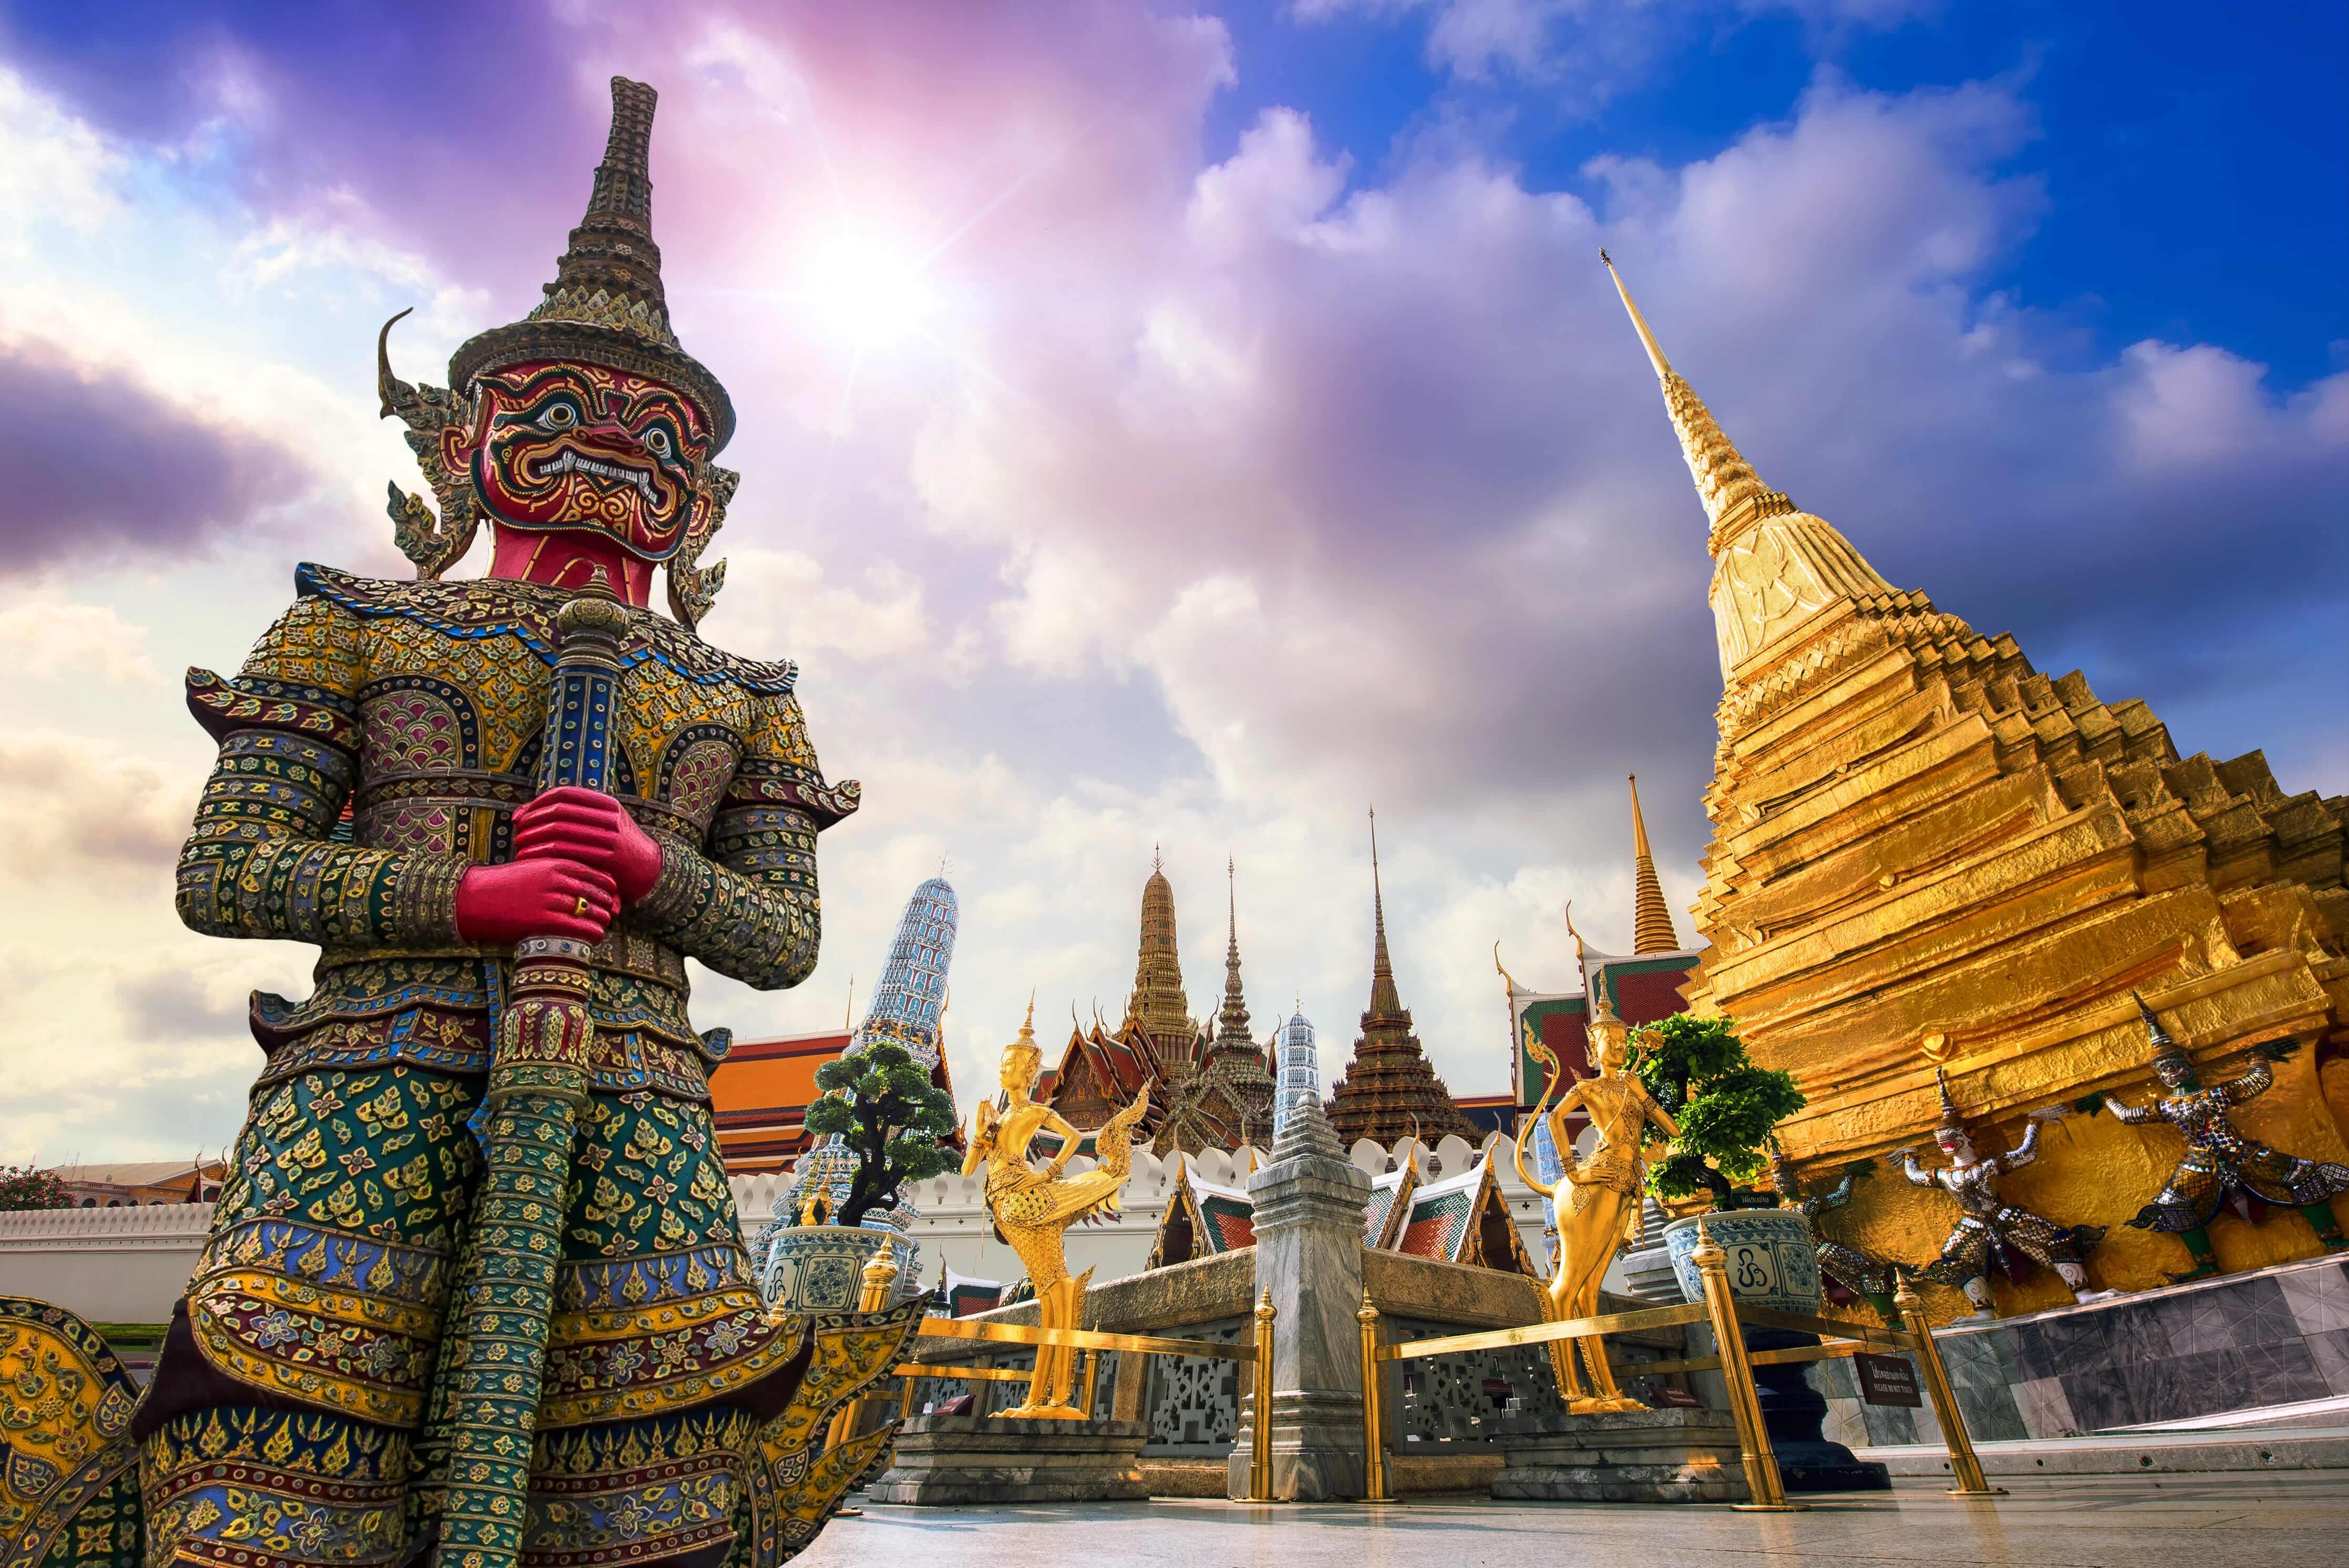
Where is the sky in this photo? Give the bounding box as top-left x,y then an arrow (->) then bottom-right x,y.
1,1 -> 2341,1163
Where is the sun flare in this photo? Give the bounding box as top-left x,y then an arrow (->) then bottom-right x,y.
797,233 -> 938,347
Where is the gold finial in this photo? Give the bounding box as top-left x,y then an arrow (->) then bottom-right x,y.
1629,773 -> 1682,955
843,972 -> 855,1032
1599,249 -> 1791,553
1691,1215 -> 1726,1270
1563,900 -> 1587,966
1600,248 -> 1673,382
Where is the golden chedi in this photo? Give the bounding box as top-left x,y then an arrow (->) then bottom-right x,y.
1602,253 -> 2349,1317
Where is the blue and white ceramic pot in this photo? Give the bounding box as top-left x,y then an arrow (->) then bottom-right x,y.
761,1224 -> 918,1312
1662,1207 -> 1821,1313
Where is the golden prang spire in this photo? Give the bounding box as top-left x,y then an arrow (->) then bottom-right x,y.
1600,249 -> 1793,555
1628,773 -> 1682,955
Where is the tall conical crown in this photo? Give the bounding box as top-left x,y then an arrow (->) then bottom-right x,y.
448,77 -> 736,451
1628,774 -> 1682,954
2134,991 -> 2190,1067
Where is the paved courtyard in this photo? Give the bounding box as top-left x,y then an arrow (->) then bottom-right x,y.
800,1475 -> 2349,1568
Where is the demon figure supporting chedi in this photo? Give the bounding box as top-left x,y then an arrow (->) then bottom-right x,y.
0,78 -> 918,1568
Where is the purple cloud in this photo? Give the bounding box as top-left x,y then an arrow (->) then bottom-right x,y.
0,339 -> 308,575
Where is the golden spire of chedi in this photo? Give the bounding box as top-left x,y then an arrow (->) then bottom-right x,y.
1602,249 -> 1899,681
1628,773 -> 1682,955
1603,251 -> 2349,1312
1125,850 -> 1197,1084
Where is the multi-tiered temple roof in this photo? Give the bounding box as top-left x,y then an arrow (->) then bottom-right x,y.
1325,812 -> 1483,1147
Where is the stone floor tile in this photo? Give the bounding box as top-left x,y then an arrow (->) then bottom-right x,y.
2239,1339 -> 2328,1407
2279,1259 -> 2349,1335
2306,1326 -> 2349,1395
807,1478 -> 2349,1568
2011,1374 -> 2078,1437
1954,1382 -> 2029,1444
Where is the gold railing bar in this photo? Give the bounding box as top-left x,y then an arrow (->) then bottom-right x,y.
890,1362 -> 1041,1384
1731,1306 -> 1910,1348
1374,1301 -> 1707,1361
1608,1355 -> 1724,1379
1746,1342 -> 1864,1368
916,1317 -> 1255,1362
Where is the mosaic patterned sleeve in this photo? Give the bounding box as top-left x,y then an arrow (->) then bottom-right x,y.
633,687 -> 857,990
2218,1056 -> 2275,1106
175,593 -> 468,949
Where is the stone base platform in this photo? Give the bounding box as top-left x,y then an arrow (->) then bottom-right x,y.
867,1416 -> 1151,1505
1821,1253 -> 2349,1453
1490,1409 -> 1751,1503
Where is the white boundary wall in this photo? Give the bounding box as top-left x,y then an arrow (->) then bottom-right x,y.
0,1133 -> 1563,1322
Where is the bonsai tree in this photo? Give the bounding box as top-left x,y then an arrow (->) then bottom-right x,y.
0,1163 -> 74,1212
1626,1013 -> 1806,1210
801,1041 -> 960,1229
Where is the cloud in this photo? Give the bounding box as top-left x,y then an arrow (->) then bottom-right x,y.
1293,0 -> 1941,93
0,12 -> 2337,1162
1,598 -> 162,685
0,731 -> 194,882
707,547 -> 929,663
0,337 -> 309,574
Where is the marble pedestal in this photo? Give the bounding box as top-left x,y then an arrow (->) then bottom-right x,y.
866,1416 -> 1150,1505
1490,1409 -> 1751,1503
1229,1100 -> 1375,1500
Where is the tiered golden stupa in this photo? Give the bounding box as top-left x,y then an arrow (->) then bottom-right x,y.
1604,254 -> 2349,1312
1125,848 -> 1201,1084
1326,810 -> 1484,1147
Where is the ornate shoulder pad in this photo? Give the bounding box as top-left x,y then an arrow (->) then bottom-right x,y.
185,668 -> 362,751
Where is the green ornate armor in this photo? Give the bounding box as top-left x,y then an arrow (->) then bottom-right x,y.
0,76 -> 923,1568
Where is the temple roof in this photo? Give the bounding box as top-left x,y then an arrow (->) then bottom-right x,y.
1325,809 -> 1482,1147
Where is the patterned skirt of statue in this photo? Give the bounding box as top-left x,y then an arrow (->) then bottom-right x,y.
1920,1207 -> 2103,1287
130,1064 -> 862,1568
2127,1141 -> 2349,1233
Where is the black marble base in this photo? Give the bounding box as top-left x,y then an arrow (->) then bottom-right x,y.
1772,1439 -> 1893,1492
1747,1328 -> 1892,1491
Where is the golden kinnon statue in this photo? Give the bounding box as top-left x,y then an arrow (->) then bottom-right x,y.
964,1001 -> 1151,1418
1512,986 -> 1679,1412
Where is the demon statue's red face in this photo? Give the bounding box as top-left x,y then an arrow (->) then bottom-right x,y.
444,359 -> 711,562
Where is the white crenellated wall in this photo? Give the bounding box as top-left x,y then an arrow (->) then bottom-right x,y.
0,1132 -> 1570,1324
0,1201 -> 215,1323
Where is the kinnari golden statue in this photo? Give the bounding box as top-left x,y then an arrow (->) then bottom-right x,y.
964,1001 -> 1152,1418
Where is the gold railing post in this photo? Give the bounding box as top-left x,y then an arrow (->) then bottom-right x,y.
1694,1220 -> 1801,1512
899,1376 -> 917,1421
1249,1287 -> 1276,1503
1896,1276 -> 2004,1497
1080,1349 -> 1101,1418
826,1241 -> 901,1452
1357,1291 -> 1390,1502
